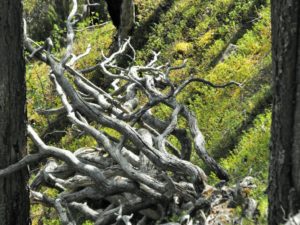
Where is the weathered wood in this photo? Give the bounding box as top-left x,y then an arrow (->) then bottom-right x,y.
0,0 -> 243,223
285,212 -> 300,225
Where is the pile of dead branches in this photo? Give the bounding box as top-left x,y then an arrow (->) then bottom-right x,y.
0,0 -> 250,224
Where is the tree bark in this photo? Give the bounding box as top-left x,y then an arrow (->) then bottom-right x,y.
55,0 -> 70,22
269,0 -> 300,224
119,0 -> 135,42
0,1 -> 29,224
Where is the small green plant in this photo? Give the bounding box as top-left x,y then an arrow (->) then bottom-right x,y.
173,41 -> 193,55
82,220 -> 94,225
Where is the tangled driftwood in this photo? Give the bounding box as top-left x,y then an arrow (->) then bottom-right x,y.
0,1 -> 258,224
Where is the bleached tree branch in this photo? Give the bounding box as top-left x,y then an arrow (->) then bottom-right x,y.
6,1 -> 244,223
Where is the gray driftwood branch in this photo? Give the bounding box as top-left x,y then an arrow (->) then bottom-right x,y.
0,0 -> 244,223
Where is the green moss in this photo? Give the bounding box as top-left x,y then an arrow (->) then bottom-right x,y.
58,128 -> 98,151
42,218 -> 61,225
82,221 -> 94,225
24,0 -> 38,13
217,110 -> 271,224
175,4 -> 271,159
220,111 -> 271,180
31,203 -> 60,225
74,22 -> 115,71
173,41 -> 193,55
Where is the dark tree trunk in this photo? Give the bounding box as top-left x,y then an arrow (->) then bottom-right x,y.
89,0 -> 108,23
269,0 -> 300,224
105,0 -> 123,28
0,1 -> 29,225
54,0 -> 70,22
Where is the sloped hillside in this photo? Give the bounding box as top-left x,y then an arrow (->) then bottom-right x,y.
25,0 -> 271,224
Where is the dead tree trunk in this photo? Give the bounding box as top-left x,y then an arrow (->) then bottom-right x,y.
118,0 -> 135,43
0,0 -> 29,225
268,0 -> 300,224
105,0 -> 135,50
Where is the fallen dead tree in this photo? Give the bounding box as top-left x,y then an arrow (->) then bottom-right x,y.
0,0 -> 256,224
